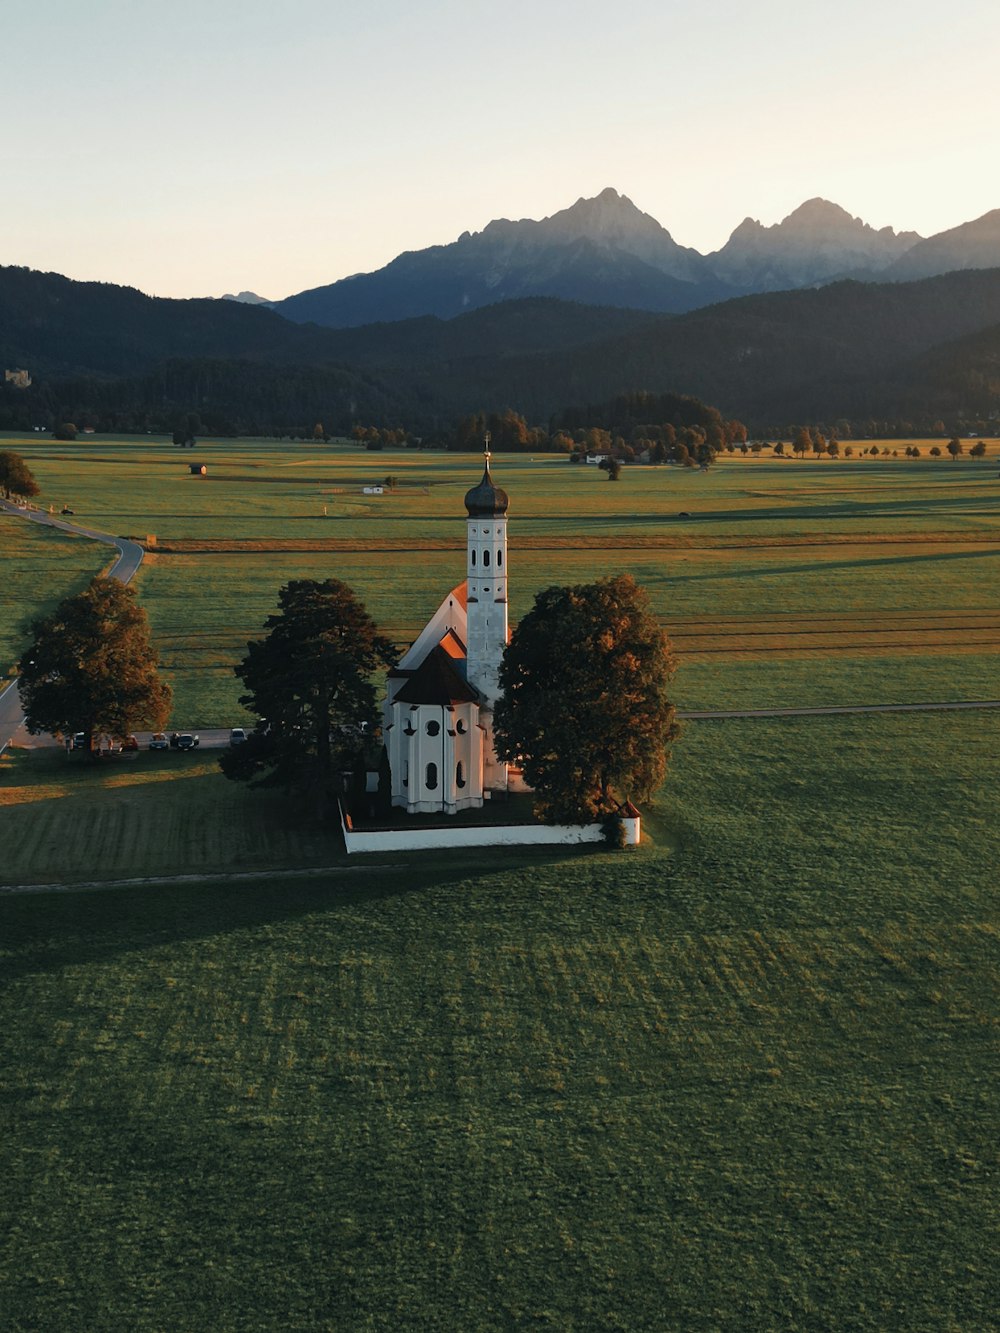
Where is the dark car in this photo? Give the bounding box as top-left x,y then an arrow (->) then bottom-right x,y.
61,507 -> 75,515
175,733 -> 200,751
71,732 -> 87,749
149,732 -> 169,751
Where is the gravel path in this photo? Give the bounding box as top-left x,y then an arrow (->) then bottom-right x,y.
0,864 -> 405,896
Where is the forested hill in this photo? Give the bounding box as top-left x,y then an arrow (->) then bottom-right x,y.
0,267 -> 651,380
3,263 -> 1000,433
428,269 -> 1000,424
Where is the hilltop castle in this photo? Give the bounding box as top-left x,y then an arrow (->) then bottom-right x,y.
382,450 -> 522,814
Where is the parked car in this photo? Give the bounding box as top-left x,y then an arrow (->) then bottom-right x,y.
72,732 -> 87,749
175,733 -> 200,751
230,727 -> 247,745
122,735 -> 139,751
149,733 -> 169,750
61,506 -> 75,515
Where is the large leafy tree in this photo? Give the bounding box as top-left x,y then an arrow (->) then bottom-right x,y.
219,579 -> 396,812
0,450 -> 40,501
18,577 -> 171,750
494,574 -> 678,823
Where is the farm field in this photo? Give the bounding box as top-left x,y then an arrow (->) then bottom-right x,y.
2,437 -> 998,1328
3,434 -> 997,723
1,712 -> 998,1329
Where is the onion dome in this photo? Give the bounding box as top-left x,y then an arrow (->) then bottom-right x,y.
464,458 -> 509,517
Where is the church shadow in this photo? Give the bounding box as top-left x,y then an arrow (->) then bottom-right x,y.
0,845 -> 596,984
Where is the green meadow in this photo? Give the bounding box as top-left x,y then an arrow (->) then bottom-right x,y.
3,434 -> 997,723
2,714 -> 998,1329
1,436 -> 998,1329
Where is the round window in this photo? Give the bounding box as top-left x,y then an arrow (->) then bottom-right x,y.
426,720 -> 440,736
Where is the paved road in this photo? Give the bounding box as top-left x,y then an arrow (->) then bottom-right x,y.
1,499 -> 145,753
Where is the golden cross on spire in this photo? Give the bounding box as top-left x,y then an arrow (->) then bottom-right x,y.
483,431 -> 491,461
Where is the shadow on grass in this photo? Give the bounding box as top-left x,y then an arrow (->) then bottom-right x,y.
0,842 -> 608,984
664,543 -> 1000,586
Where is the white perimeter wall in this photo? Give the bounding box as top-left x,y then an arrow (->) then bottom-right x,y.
339,805 -> 639,855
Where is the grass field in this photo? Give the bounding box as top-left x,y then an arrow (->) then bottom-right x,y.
0,510 -> 111,683
1,713 -> 998,1329
1,436 -> 997,1328
6,434 -> 996,722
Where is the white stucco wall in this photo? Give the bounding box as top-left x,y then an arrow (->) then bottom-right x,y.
339,805 -> 641,854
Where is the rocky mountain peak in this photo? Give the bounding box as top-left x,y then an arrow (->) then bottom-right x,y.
710,198 -> 922,288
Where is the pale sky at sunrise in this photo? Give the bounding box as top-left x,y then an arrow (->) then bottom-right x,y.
4,0 -> 998,300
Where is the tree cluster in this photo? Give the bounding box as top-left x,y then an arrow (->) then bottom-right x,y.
219,580 -> 396,816
18,578 -> 171,750
494,574 -> 678,824
0,450 -> 39,500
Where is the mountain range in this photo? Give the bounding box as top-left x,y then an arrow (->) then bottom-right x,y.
269,189 -> 1000,328
4,260 -> 1000,434
3,188 -> 1000,436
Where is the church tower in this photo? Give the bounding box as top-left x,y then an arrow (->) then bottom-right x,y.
463,440 -> 509,708
463,442 -> 509,792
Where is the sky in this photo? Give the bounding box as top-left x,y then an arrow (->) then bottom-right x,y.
4,0 -> 999,300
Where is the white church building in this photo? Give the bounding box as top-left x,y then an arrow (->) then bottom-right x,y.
382,451 -> 522,815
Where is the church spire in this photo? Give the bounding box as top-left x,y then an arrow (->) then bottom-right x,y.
464,434 -> 509,518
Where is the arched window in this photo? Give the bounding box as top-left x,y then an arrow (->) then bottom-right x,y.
497,550 -> 503,568
402,760 -> 408,788
483,550 -> 491,567
425,762 -> 438,791
456,718 -> 466,734
456,761 -> 466,789
403,720 -> 415,736
426,720 -> 440,737
471,550 -> 477,566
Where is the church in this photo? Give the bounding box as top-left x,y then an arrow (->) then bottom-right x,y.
382,450 -> 523,814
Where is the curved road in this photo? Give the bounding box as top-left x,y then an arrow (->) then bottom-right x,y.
0,500 -> 144,753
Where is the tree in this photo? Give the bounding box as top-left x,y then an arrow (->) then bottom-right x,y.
219,579 -> 396,814
493,574 -> 678,824
970,440 -> 987,458
0,450 -> 40,501
599,456 -> 622,481
947,438 -> 963,459
18,577 -> 171,751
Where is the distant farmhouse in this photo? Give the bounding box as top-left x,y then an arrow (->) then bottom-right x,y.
4,368 -> 31,389
382,451 -> 526,815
